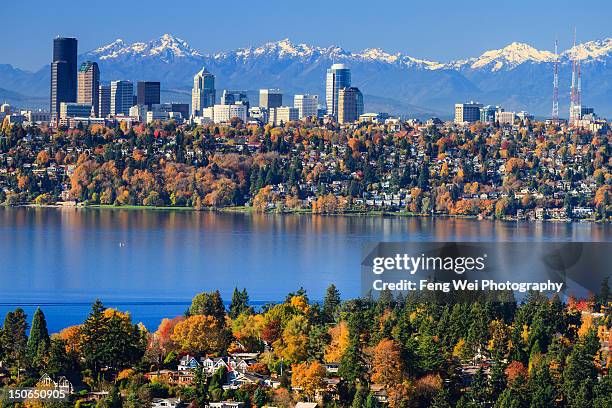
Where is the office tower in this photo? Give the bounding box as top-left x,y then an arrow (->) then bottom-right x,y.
269,107 -> 299,126
479,105 -> 497,123
221,90 -> 249,111
454,102 -> 483,124
495,110 -> 516,125
168,103 -> 189,120
50,37 -> 78,122
212,104 -> 247,123
137,81 -> 161,109
294,94 -> 318,119
110,81 -> 134,116
259,89 -> 283,109
60,102 -> 93,120
326,63 -> 351,118
191,68 -> 215,116
77,61 -> 100,117
338,87 -> 363,124
98,85 -> 111,117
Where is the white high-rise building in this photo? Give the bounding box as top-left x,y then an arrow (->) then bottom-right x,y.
110,80 -> 133,116
269,106 -> 299,126
192,68 -> 215,117
294,94 -> 318,119
212,104 -> 247,123
326,63 -> 351,118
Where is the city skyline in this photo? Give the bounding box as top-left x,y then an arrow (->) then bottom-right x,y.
2,0 -> 612,71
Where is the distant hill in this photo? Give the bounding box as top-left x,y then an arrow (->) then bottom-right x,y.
1,34 -> 611,118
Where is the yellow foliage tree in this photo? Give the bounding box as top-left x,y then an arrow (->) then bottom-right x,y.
291,361 -> 326,400
324,321 -> 349,363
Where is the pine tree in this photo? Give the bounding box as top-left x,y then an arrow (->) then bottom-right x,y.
0,308 -> 28,374
80,299 -> 108,375
229,288 -> 252,319
528,364 -> 556,408
189,290 -> 226,322
26,307 -> 50,372
430,388 -> 452,408
322,284 -> 341,324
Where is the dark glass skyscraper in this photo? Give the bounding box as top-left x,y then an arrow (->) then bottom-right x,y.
136,81 -> 161,109
50,37 -> 78,122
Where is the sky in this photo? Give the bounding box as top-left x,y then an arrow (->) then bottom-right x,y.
2,0 -> 611,71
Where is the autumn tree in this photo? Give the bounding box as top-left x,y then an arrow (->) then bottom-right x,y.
325,321 -> 350,363
371,339 -> 404,387
171,315 -> 231,355
291,361 -> 326,401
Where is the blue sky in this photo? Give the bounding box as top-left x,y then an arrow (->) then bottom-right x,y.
2,0 -> 611,70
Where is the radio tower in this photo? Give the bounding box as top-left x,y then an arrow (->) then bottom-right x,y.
569,29 -> 582,126
552,39 -> 559,123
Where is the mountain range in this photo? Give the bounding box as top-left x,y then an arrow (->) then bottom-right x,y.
1,34 -> 612,118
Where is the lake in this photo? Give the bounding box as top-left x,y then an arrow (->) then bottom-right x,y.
0,207 -> 609,332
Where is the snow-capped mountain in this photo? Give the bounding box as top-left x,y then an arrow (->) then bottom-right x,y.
562,38 -> 612,61
1,34 -> 612,117
84,34 -> 202,62
449,42 -> 557,72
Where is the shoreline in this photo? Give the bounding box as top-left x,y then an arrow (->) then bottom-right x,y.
8,202 -> 604,223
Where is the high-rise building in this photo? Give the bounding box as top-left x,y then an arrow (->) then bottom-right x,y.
326,63 -> 351,118
221,90 -> 249,111
50,37 -> 78,122
110,81 -> 134,116
191,68 -> 215,117
495,110 -> 516,125
136,81 -> 161,109
60,102 -> 93,120
454,102 -> 483,124
212,104 -> 247,123
98,85 -> 111,118
294,94 -> 319,119
259,89 -> 283,109
269,106 -> 299,126
77,61 -> 100,117
338,87 -> 363,124
479,105 -> 497,123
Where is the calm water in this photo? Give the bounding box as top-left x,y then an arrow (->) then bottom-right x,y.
0,207 -> 609,332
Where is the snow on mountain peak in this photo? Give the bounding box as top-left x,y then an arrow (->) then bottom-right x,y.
469,42 -> 556,71
86,34 -> 201,61
563,38 -> 612,61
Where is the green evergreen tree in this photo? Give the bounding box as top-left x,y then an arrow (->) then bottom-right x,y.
253,387 -> 267,407
229,288 -> 252,319
322,284 -> 341,324
0,308 -> 28,375
26,307 -> 50,372
430,388 -> 452,408
528,364 -> 557,408
189,290 -> 226,322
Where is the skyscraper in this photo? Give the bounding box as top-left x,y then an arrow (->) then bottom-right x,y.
110,80 -> 134,116
294,94 -> 318,119
338,87 -> 363,124
98,85 -> 111,118
50,37 -> 78,122
259,89 -> 283,109
326,63 -> 351,118
454,102 -> 483,124
191,68 -> 215,117
137,81 -> 161,109
221,90 -> 250,111
77,61 -> 100,117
